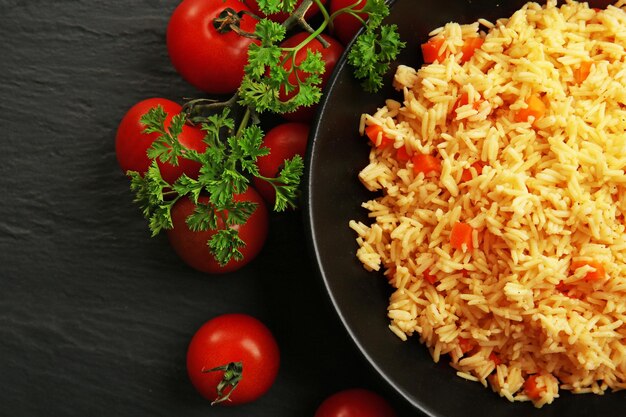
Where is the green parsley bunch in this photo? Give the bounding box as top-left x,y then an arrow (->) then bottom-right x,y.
128,0 -> 404,267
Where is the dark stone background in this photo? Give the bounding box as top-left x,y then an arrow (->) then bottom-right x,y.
0,1 -> 416,416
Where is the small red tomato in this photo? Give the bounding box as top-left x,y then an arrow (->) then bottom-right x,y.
330,0 -> 368,46
315,388 -> 397,417
253,123 -> 310,206
166,0 -> 258,94
244,0 -> 327,23
115,98 -> 206,184
166,187 -> 269,274
187,314 -> 280,405
279,32 -> 344,122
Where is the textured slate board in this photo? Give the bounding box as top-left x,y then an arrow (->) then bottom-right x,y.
0,1 -> 415,416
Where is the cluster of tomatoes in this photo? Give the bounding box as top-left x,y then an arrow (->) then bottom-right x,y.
115,0 -> 360,274
115,0 -> 398,415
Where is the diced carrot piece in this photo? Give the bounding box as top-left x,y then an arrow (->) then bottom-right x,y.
571,259 -> 605,282
450,222 -> 474,251
461,161 -> 485,182
451,92 -> 482,116
421,37 -> 448,64
555,280 -> 570,293
412,154 -> 441,175
395,146 -> 411,162
524,375 -> 546,400
365,124 -> 393,148
489,352 -> 502,365
453,92 -> 470,113
458,337 -> 475,354
574,61 -> 592,84
556,280 -> 584,299
423,268 -> 438,284
515,94 -> 546,124
460,37 -> 484,63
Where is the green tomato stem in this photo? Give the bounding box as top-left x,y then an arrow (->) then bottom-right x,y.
202,361 -> 244,405
282,0 -> 330,48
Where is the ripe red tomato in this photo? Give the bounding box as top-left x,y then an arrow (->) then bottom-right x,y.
166,0 -> 258,94
166,187 -> 268,274
330,0 -> 368,46
115,98 -> 206,184
279,32 -> 344,122
253,123 -> 310,206
187,314 -> 280,405
315,389 -> 397,417
243,0 -> 327,23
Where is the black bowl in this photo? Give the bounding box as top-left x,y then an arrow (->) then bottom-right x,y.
304,0 -> 625,416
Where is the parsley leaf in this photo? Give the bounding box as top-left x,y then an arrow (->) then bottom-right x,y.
348,24 -> 405,92
128,162 -> 178,237
209,229 -> 245,266
141,106 -> 201,166
137,107 -> 301,265
239,21 -> 325,115
256,0 -> 298,14
186,202 -> 218,232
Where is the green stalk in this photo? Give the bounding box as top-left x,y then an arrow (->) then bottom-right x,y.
282,0 -> 330,48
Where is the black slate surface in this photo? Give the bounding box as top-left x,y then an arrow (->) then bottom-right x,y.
0,1 -> 416,416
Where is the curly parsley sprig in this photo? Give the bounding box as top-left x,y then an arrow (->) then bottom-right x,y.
128,106 -> 304,266
239,0 -> 404,113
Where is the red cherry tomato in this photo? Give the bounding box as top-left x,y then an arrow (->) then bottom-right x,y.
115,98 -> 206,184
279,32 -> 344,122
166,0 -> 258,94
330,0 -> 368,46
253,123 -> 310,206
166,187 -> 268,274
315,388 -> 397,417
244,0 -> 327,23
187,314 -> 280,405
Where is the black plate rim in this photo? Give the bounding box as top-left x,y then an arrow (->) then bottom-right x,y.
301,0 -> 423,411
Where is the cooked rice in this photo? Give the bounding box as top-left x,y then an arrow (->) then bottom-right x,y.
350,0 -> 626,407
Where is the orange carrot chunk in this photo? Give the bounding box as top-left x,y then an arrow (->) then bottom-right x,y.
395,146 -> 411,162
524,375 -> 546,400
421,37 -> 448,64
461,161 -> 485,182
460,37 -> 484,63
365,124 -> 393,148
450,222 -> 474,251
514,94 -> 546,124
423,268 -> 438,285
574,61 -> 592,84
489,352 -> 502,366
555,280 -> 571,293
412,154 -> 441,175
571,259 -> 605,282
451,92 -> 482,115
458,337 -> 475,354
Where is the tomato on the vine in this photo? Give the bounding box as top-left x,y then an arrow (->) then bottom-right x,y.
243,0 -> 327,23
187,314 -> 280,405
330,0 -> 368,46
166,0 -> 258,94
253,122 -> 310,206
115,98 -> 206,184
279,32 -> 344,122
166,187 -> 269,274
315,389 -> 397,417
